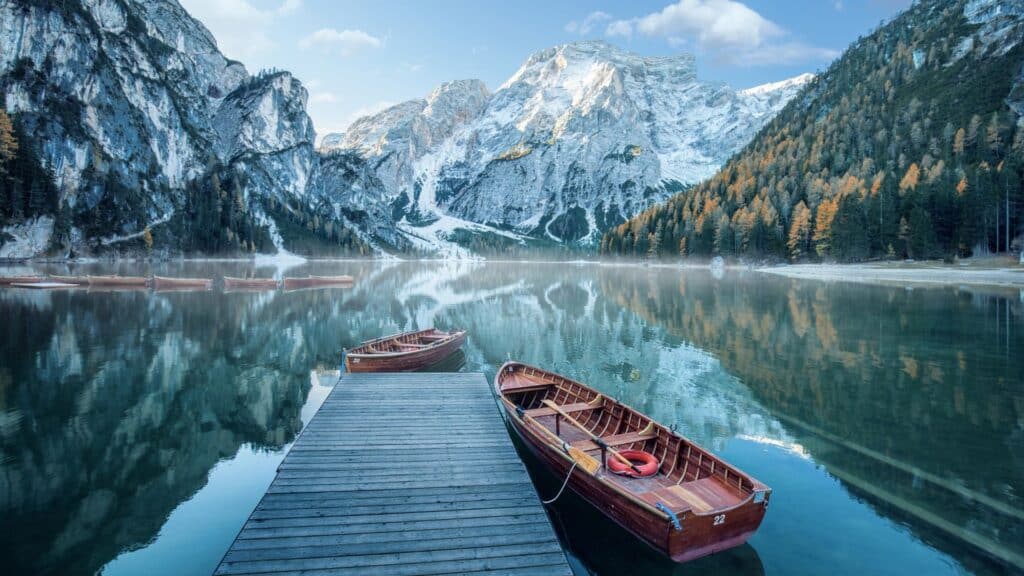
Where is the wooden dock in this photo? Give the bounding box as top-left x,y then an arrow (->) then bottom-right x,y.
215,372 -> 572,576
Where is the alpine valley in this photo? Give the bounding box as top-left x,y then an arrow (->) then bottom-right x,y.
0,0 -> 810,259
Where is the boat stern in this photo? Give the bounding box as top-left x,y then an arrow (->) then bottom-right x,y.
667,488 -> 771,562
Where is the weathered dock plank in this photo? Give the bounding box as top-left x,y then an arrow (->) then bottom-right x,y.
215,372 -> 571,576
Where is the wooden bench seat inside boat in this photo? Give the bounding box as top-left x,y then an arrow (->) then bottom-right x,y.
571,431 -> 657,452
500,373 -> 556,393
638,477 -> 746,514
525,401 -> 600,418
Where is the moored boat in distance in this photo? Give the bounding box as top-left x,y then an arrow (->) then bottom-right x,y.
223,276 -> 279,290
345,328 -> 467,372
282,275 -> 354,290
87,275 -> 149,287
49,275 -> 90,285
152,276 -> 212,290
495,361 -> 771,563
0,276 -> 46,285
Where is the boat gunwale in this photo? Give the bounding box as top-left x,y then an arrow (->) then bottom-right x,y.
495,360 -> 768,519
345,329 -> 466,359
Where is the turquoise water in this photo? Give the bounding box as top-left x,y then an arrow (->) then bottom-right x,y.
0,261 -> 1020,575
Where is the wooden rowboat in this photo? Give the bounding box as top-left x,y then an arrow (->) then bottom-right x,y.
49,275 -> 90,285
223,276 -> 279,290
152,276 -> 212,290
282,275 -> 354,290
87,275 -> 149,287
0,276 -> 46,285
344,328 -> 467,372
495,361 -> 771,563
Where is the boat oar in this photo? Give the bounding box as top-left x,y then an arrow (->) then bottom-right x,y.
516,406 -> 601,474
541,399 -> 644,475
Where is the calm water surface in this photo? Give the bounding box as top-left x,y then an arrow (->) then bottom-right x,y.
0,261 -> 1020,575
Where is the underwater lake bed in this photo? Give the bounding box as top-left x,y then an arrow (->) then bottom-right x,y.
0,261 -> 1020,575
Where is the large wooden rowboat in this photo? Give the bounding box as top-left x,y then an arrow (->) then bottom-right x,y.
496,361 -> 771,563
152,276 -> 212,290
283,275 -> 354,290
87,275 -> 149,287
345,328 -> 467,372
223,276 -> 279,290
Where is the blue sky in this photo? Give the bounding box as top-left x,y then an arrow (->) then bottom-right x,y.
179,0 -> 911,141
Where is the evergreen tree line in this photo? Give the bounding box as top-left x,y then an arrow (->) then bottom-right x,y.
169,162 -> 274,254
262,195 -> 371,256
602,0 -> 1024,262
0,107 -> 64,236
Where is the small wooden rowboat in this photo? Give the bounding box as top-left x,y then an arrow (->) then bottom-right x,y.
345,328 -> 467,372
152,276 -> 212,290
282,275 -> 354,290
0,276 -> 46,285
496,362 -> 771,563
49,275 -> 90,285
223,276 -> 279,290
87,275 -> 149,287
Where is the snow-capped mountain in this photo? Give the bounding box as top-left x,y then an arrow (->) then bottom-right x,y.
0,0 -> 322,256
0,1 -> 808,258
337,41 -> 812,250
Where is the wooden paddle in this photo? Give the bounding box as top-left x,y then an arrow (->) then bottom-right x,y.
542,399 -> 644,475
518,408 -> 601,474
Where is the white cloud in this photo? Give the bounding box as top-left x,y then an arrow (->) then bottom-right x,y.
565,11 -> 612,35
278,0 -> 302,15
605,20 -> 634,39
343,100 -> 396,128
310,92 -> 338,104
179,0 -> 301,61
299,28 -> 383,56
606,0 -> 838,66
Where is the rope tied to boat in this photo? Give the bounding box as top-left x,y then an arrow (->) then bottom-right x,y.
542,459 -> 578,505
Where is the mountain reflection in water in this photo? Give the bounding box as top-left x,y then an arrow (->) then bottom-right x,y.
0,261 -> 1019,576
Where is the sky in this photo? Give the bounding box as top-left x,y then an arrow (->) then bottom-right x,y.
178,0 -> 912,142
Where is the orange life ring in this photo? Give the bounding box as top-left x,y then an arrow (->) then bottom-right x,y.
607,450 -> 659,477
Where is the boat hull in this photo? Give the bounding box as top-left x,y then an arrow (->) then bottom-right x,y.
87,275 -> 149,287
283,275 -> 354,290
152,276 -> 212,290
345,331 -> 466,372
0,276 -> 45,285
49,276 -> 90,285
223,277 -> 279,290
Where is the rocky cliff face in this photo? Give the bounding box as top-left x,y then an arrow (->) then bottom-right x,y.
0,0 -> 319,256
334,42 -> 811,252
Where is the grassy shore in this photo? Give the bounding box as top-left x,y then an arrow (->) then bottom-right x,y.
758,255 -> 1024,287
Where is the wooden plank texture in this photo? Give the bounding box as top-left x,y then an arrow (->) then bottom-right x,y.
215,372 -> 571,576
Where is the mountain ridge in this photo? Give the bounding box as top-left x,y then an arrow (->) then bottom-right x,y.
602,0 -> 1024,262
331,40 -> 811,256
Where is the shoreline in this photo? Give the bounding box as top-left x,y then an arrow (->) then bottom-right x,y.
757,261 -> 1024,288
4,255 -> 1023,289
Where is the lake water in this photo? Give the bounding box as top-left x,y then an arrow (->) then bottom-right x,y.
0,261 -> 1020,575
